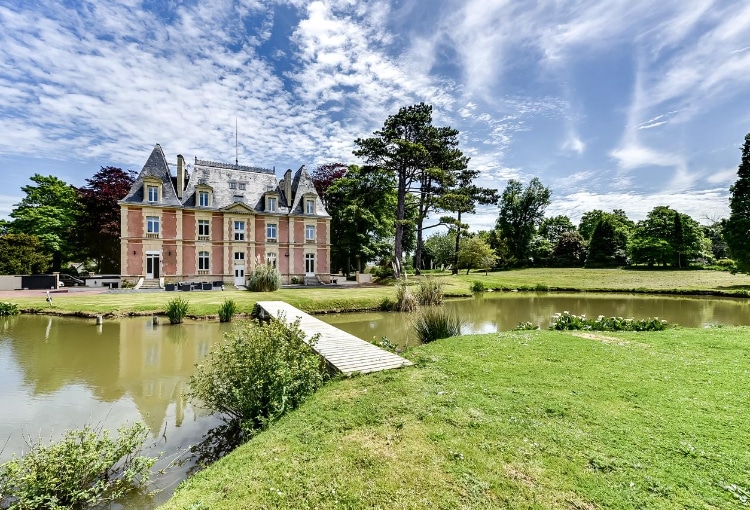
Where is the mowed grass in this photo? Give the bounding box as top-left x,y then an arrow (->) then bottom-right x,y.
10,268 -> 750,317
162,327 -> 750,509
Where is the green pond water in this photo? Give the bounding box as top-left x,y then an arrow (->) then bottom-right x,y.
1,292 -> 748,507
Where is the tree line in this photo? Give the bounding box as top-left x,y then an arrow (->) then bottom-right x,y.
318,105 -> 750,275
0,168 -> 135,275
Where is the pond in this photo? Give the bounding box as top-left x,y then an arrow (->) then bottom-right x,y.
1,292 -> 749,506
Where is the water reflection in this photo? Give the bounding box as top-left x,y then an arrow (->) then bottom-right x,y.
0,315 -> 232,507
320,292 -> 750,347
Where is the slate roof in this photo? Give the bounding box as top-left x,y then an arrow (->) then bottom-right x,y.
120,144 -> 182,207
120,145 -> 330,218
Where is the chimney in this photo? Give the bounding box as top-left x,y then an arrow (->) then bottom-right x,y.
177,154 -> 185,198
284,169 -> 293,205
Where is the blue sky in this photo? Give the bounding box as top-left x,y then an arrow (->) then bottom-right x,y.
1,0 -> 749,231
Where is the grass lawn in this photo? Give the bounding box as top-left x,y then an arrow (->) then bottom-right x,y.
162,327 -> 750,509
9,268 -> 750,317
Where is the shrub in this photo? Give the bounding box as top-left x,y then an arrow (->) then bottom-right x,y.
290,276 -> 300,285
470,281 -> 485,293
0,302 -> 20,316
247,257 -> 281,292
378,296 -> 396,311
165,297 -> 190,324
217,299 -> 238,323
395,281 -> 418,312
549,311 -> 669,331
370,264 -> 394,280
189,318 -> 327,435
0,423 -> 155,509
513,321 -> 539,331
414,307 -> 462,343
416,277 -> 444,306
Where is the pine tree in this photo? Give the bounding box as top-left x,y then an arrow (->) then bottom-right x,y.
724,134 -> 750,273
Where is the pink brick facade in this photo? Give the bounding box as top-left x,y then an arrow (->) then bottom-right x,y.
119,145 -> 330,286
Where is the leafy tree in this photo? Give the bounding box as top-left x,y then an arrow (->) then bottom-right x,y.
629,206 -> 708,267
495,178 -> 551,265
724,133 -> 750,272
457,235 -> 497,275
579,209 -> 633,241
528,235 -> 553,266
703,220 -> 729,260
539,215 -> 575,246
9,174 -> 78,271
311,163 -> 348,209
587,217 -> 628,267
355,103 -> 466,276
0,233 -> 50,274
354,104 -> 432,277
439,168 -> 499,274
76,166 -> 135,273
551,231 -> 587,267
424,231 -> 457,270
326,165 -> 396,275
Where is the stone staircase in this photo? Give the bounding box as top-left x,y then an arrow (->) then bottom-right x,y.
303,276 -> 323,286
140,278 -> 162,290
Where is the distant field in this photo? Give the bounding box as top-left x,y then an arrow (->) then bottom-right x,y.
162,327 -> 750,509
8,268 -> 750,317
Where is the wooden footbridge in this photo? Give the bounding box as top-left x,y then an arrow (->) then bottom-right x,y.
255,301 -> 412,375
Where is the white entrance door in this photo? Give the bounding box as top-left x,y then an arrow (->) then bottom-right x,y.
234,265 -> 245,286
305,253 -> 315,277
146,253 -> 160,279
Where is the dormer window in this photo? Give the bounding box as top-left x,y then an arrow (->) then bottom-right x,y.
305,198 -> 315,215
238,182 -> 246,190
267,196 -> 277,212
142,177 -> 162,204
147,185 -> 159,202
229,182 -> 237,190
198,191 -> 209,207
195,183 -> 212,208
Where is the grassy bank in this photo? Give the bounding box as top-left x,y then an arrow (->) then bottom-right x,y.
162,327 -> 750,509
9,268 -> 750,317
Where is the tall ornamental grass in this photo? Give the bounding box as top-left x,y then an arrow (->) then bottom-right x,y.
395,281 -> 418,312
165,297 -> 190,324
247,257 -> 281,292
217,299 -> 238,322
414,307 -> 462,343
416,277 -> 444,306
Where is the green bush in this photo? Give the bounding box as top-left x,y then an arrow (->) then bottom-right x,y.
0,423 -> 155,509
165,297 -> 190,324
414,307 -> 462,343
513,321 -> 539,331
189,318 -> 327,435
0,302 -> 20,316
247,260 -> 281,292
470,281 -> 485,293
549,311 -> 669,331
395,281 -> 418,312
378,297 -> 396,311
416,277 -> 444,306
217,299 -> 238,323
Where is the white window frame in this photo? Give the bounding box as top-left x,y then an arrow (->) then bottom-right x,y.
198,191 -> 210,207
266,223 -> 277,240
198,219 -> 210,239
306,199 -> 315,214
305,224 -> 315,241
229,181 -> 237,190
198,251 -> 210,271
146,216 -> 160,234
234,252 -> 245,261
147,185 -> 159,202
234,221 -> 246,241
267,196 -> 277,212
238,182 -> 246,190
266,252 -> 277,268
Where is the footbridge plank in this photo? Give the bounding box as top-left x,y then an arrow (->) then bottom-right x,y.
255,301 -> 412,375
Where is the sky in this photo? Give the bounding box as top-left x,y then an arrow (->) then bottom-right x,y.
1,0 -> 749,232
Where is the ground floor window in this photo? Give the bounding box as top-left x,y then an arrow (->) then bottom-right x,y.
266,252 -> 277,268
198,251 -> 210,271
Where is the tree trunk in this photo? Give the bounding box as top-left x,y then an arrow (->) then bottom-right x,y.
452,211 -> 462,275
393,168 -> 407,278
